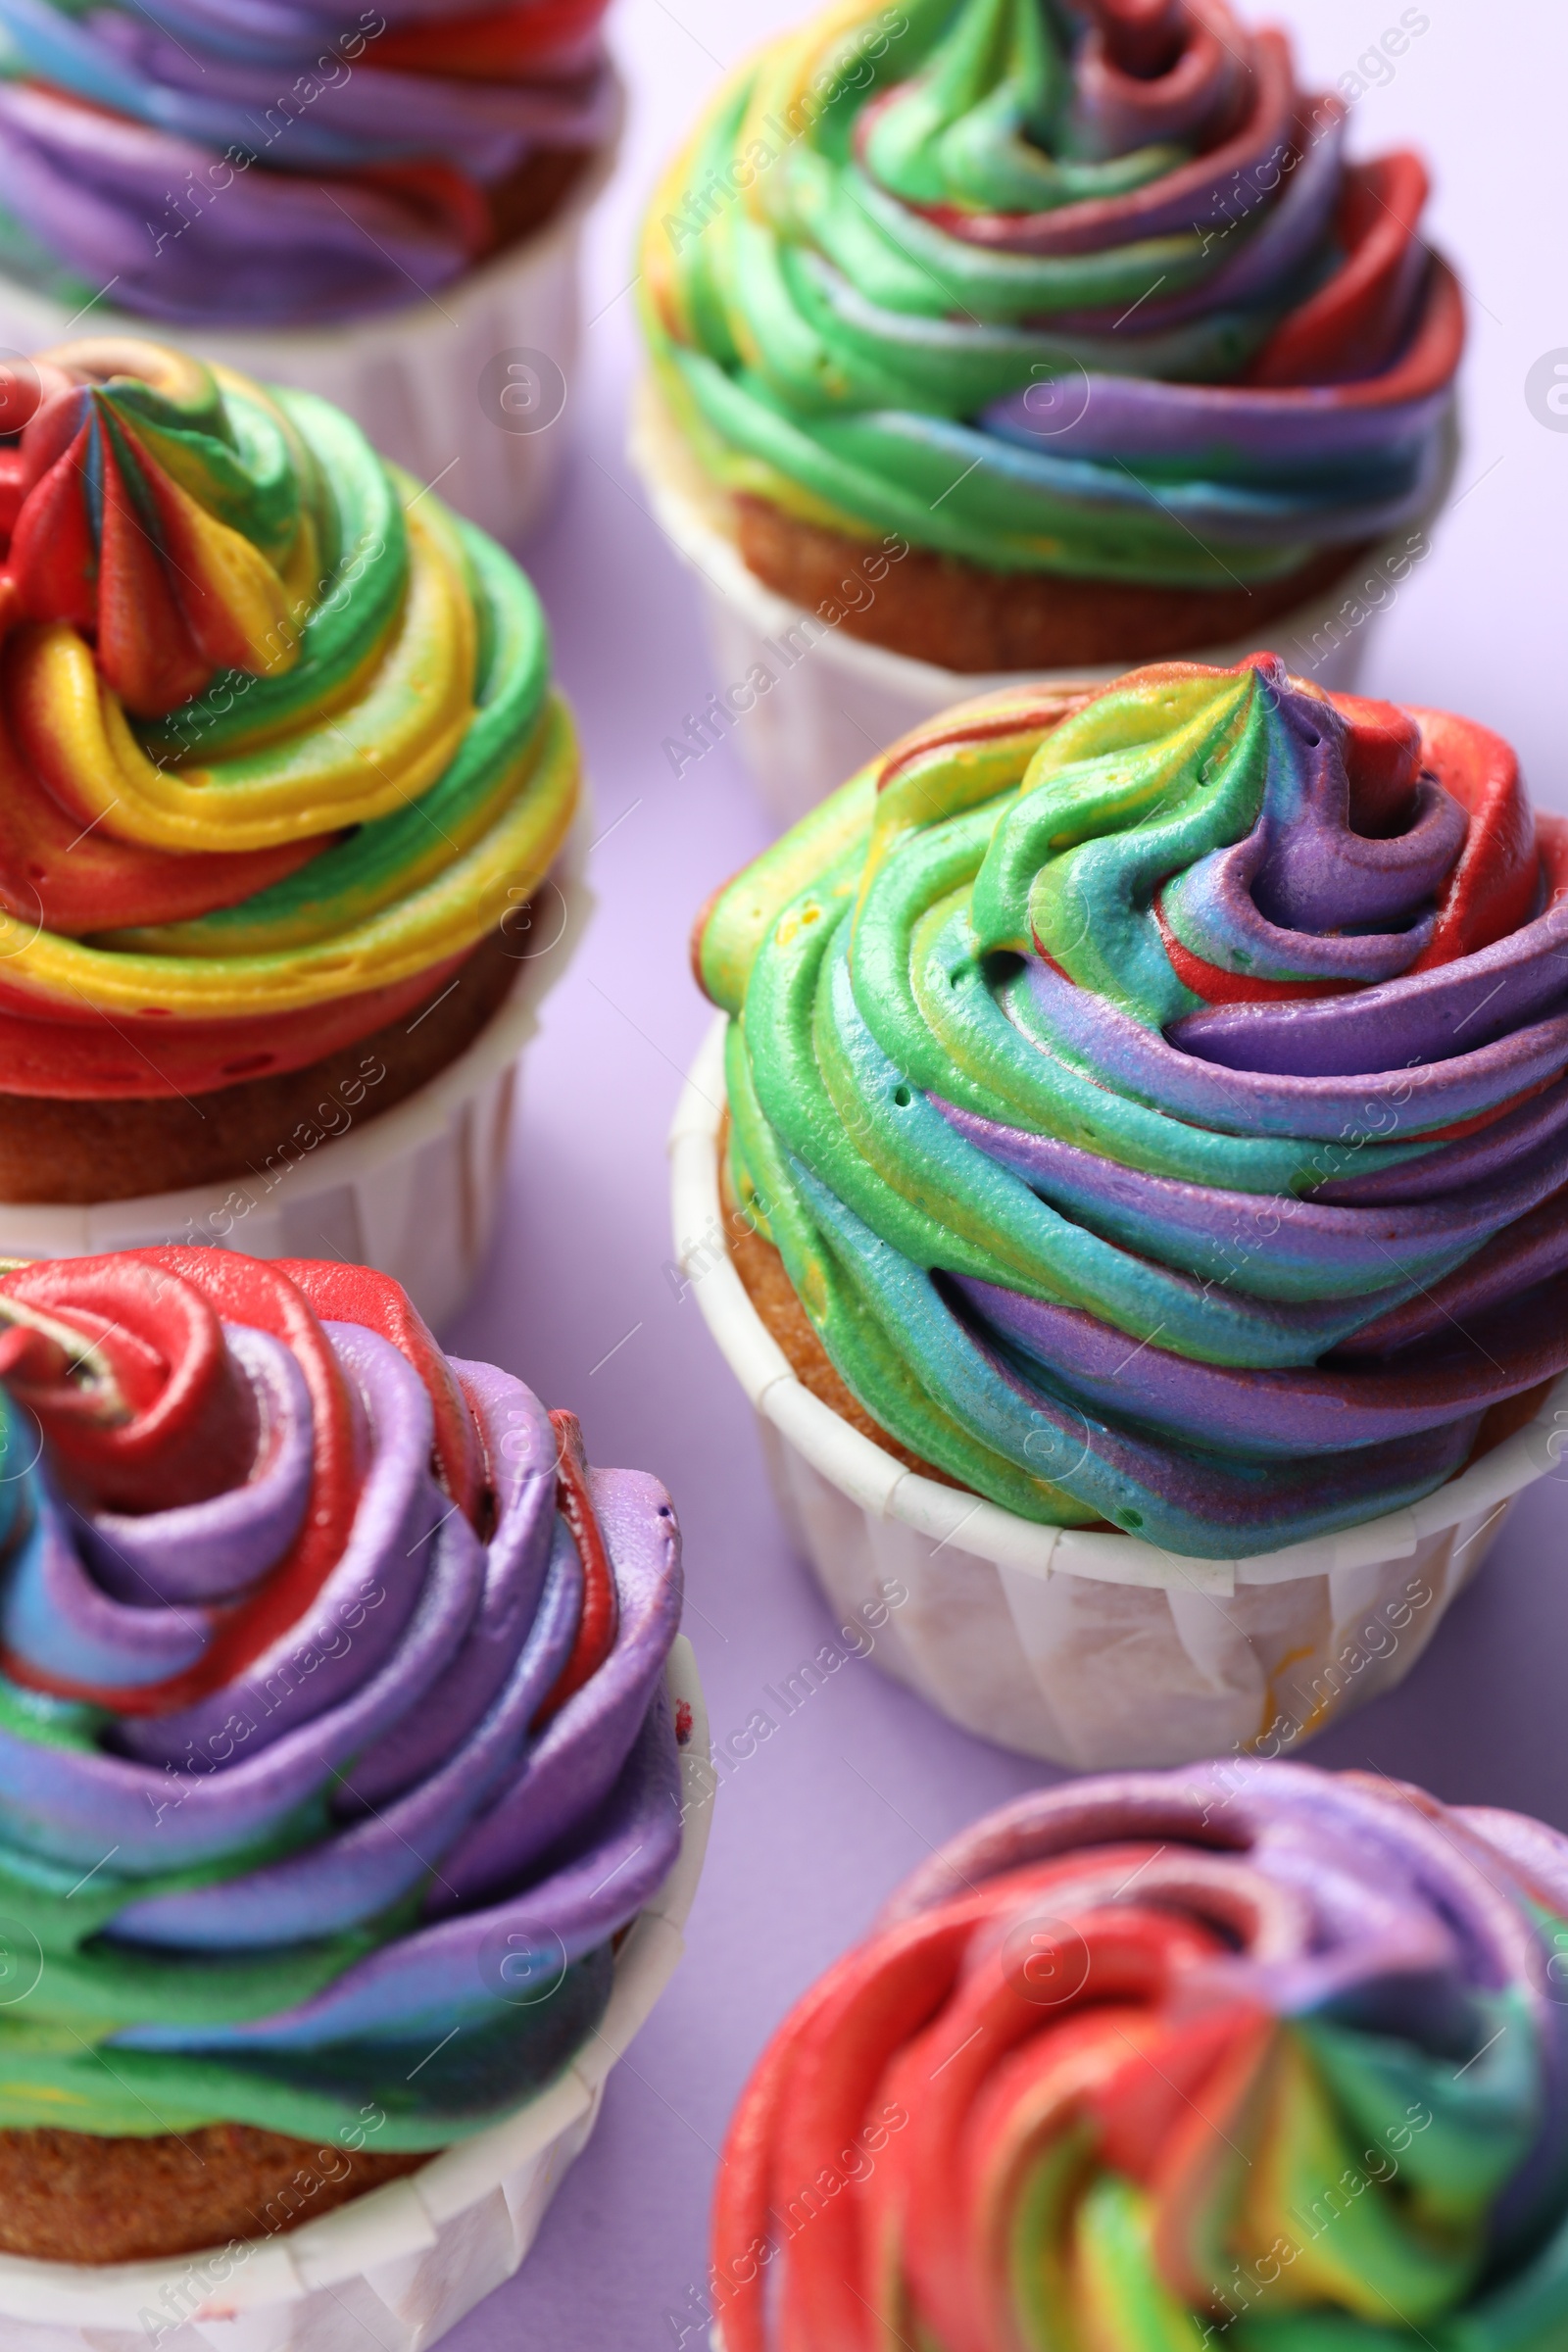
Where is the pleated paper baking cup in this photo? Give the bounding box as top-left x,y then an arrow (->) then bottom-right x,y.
631,379 -> 1434,830
0,1636 -> 710,2352
671,1015 -> 1559,1772
0,802 -> 593,1334
0,109 -> 620,548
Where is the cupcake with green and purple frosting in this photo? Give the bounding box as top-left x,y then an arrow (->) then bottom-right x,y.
694,655 -> 1568,1558
638,0 -> 1462,672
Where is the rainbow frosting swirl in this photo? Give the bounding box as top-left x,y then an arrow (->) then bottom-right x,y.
0,336 -> 577,1101
0,0 -> 614,324
0,1246 -> 683,2146
696,656 -> 1568,1556
642,0 -> 1462,587
713,1762 -> 1568,2352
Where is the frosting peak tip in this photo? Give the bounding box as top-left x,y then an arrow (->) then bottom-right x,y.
0,340 -> 299,719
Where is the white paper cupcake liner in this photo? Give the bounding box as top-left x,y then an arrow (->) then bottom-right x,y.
0,1635 -> 710,2352
0,798 -> 593,1333
0,103 -> 622,548
671,1014 -> 1561,1771
631,379 -> 1440,829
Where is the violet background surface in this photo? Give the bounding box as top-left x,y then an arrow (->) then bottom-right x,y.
435,1 -> 1568,2338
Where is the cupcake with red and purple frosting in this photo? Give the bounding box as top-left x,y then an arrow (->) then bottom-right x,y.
0,1245 -> 689,2266
714,1763 -> 1568,2349
0,0 -> 623,530
0,0 -> 615,323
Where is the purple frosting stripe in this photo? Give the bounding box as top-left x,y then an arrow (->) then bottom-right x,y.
1170,908 -> 1568,1080
960,1260 -> 1568,1452
937,1096 -> 1568,1298
1338,1193 -> 1568,1358
961,1299 -> 1474,1539
116,1690 -> 684,2051
112,1515 -> 584,1949
1314,1076 -> 1568,1205
1026,958 -> 1568,1140
340,1358 -> 561,1809
0,1497 -> 487,1871
0,87 -> 463,322
430,1466 -> 684,1910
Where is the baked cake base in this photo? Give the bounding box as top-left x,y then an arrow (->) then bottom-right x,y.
0,2121 -> 426,2264
735,494 -> 1371,674
0,922 -> 523,1204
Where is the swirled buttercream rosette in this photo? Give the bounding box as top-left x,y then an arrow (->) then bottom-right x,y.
0,0 -> 616,326
711,1762 -> 1568,2352
693,653 -> 1568,1564
636,0 -> 1463,686
0,334 -> 580,1236
0,1244 -> 687,2267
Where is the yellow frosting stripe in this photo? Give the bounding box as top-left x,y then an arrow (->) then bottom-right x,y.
153,459 -> 300,673
15,499 -> 476,852
107,724 -> 546,958
0,695 -> 579,1019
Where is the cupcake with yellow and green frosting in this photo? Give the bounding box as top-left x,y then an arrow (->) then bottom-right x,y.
0,335 -> 580,1212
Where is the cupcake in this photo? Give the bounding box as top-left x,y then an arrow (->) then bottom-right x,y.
712,1762 -> 1568,2350
673,655 -> 1568,1764
0,334 -> 583,1320
634,0 -> 1462,818
0,0 -> 621,534
0,1244 -> 693,2286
